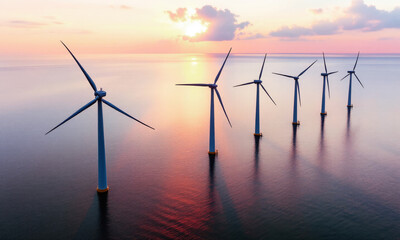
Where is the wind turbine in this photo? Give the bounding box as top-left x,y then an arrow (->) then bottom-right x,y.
273,60 -> 317,125
341,52 -> 364,108
46,41 -> 154,193
320,53 -> 338,115
233,53 -> 276,136
176,48 -> 232,155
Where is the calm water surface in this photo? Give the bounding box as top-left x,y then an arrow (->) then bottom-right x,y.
0,53 -> 399,239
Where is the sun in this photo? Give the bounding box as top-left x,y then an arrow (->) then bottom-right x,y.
174,8 -> 209,38
184,20 -> 208,37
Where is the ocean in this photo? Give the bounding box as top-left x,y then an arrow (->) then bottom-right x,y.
0,53 -> 399,239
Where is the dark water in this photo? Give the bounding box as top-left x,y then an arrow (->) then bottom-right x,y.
0,53 -> 399,239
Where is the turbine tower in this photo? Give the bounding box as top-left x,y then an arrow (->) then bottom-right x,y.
46,41 -> 154,193
176,48 -> 232,155
341,52 -> 364,108
233,53 -> 276,136
273,60 -> 317,125
320,53 -> 338,115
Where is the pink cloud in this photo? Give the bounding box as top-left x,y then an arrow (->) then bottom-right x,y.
167,5 -> 251,41
270,0 -> 400,39
166,8 -> 187,22
310,8 -> 323,14
5,20 -> 47,28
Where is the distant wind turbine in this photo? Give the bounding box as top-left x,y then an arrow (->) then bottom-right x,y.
46,41 -> 154,193
234,53 -> 276,136
176,48 -> 232,155
320,53 -> 338,115
341,52 -> 364,108
273,60 -> 317,125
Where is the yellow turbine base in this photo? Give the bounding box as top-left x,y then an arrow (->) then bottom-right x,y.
254,133 -> 263,136
208,150 -> 218,155
292,121 -> 300,125
97,186 -> 109,193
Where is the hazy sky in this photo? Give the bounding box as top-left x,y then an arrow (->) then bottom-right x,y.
1,0 -> 400,54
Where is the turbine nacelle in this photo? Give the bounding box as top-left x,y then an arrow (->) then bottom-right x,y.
233,53 -> 276,106
46,41 -> 155,137
176,48 -> 232,132
321,73 -> 328,77
95,89 -> 107,97
273,60 -> 317,110
341,53 -> 364,88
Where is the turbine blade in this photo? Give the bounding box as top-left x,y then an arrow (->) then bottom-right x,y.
259,53 -> 267,80
272,72 -> 296,79
327,76 -> 331,98
341,73 -> 350,81
233,82 -> 254,87
327,71 -> 338,75
260,83 -> 277,105
353,52 -> 360,71
323,52 -> 327,74
354,73 -> 364,88
214,48 -> 232,84
102,99 -> 155,130
215,89 -> 232,127
296,81 -> 302,106
46,97 -> 98,135
297,60 -> 317,78
60,41 -> 97,92
176,83 -> 212,87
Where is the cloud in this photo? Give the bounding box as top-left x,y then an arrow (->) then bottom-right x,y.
378,37 -> 395,41
240,33 -> 267,40
2,18 -> 90,34
312,21 -> 340,35
4,20 -> 47,28
310,8 -> 323,14
109,5 -> 132,10
48,29 -> 92,34
192,5 -> 250,41
270,0 -> 400,39
120,5 -> 132,10
167,5 -> 251,41
2,17 -> 64,29
270,26 -> 314,38
341,0 -> 400,31
166,8 -> 187,22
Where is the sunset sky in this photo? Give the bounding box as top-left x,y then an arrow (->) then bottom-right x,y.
1,0 -> 400,55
